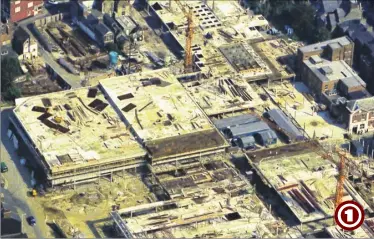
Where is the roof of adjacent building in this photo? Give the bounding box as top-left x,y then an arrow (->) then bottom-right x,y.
346,97 -> 374,112
299,36 -> 352,53
239,135 -> 255,146
322,0 -> 342,13
95,22 -> 112,36
229,121 -> 273,138
213,114 -> 259,130
304,57 -> 361,83
266,109 -> 304,141
257,130 -> 277,143
340,76 -> 366,89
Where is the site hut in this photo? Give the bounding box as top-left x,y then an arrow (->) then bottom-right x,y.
213,114 -> 277,149
10,87 -> 147,187
99,68 -> 229,166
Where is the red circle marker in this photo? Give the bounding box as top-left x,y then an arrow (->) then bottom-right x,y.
334,200 -> 365,231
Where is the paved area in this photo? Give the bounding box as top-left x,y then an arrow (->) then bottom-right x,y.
1,108 -> 51,238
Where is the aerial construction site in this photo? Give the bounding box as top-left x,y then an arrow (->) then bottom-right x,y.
3,0 -> 374,238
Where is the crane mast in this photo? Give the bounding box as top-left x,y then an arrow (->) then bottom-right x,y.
335,153 -> 345,208
174,0 -> 194,73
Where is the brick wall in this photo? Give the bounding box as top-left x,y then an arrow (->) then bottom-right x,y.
9,0 -> 43,22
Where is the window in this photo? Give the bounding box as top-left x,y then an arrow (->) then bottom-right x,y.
28,2 -> 33,8
360,124 -> 365,129
15,6 -> 20,13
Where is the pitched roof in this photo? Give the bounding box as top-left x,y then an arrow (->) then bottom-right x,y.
95,22 -> 111,36
346,97 -> 374,112
322,0 -> 342,13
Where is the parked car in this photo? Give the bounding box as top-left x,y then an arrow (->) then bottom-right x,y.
27,216 -> 36,226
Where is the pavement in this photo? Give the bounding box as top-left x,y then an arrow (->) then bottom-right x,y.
1,108 -> 50,238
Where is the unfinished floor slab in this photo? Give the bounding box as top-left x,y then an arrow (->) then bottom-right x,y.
263,81 -> 347,140
12,87 -> 146,186
99,68 -> 229,163
219,42 -> 272,80
183,76 -> 264,116
111,156 -> 302,238
247,143 -> 371,223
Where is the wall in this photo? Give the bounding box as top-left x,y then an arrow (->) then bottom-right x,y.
9,0 -> 43,22
34,13 -> 67,27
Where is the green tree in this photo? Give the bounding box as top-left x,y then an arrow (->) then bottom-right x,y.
1,56 -> 22,101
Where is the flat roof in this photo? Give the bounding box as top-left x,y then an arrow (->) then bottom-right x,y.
99,68 -> 229,160
13,87 -> 146,172
304,58 -> 360,83
299,36 -> 352,53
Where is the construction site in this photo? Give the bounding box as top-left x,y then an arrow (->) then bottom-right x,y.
110,153 -> 303,238
5,0 -> 374,238
246,140 -> 372,227
99,68 -> 229,163
10,87 -> 147,186
182,75 -> 264,116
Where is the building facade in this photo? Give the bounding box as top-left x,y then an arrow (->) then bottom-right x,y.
345,97 -> 374,134
4,0 -> 43,22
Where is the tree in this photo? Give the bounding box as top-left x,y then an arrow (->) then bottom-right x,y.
247,0 -> 331,44
1,56 -> 22,101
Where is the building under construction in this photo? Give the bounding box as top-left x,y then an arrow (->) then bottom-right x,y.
111,153 -> 303,238
145,0 -> 273,79
99,68 -> 229,165
246,141 -> 372,225
10,87 -> 147,186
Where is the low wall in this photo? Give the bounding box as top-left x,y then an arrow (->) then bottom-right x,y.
34,13 -> 69,27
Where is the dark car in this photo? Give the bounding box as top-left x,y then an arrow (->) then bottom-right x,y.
27,216 -> 36,226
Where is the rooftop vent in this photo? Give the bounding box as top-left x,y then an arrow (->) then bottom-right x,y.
320,66 -> 333,75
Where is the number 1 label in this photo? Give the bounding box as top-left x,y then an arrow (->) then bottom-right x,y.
345,209 -> 353,222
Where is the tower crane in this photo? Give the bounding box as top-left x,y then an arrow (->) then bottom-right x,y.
174,0 -> 194,73
335,147 -> 348,209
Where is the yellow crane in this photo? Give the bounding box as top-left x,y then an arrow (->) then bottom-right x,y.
334,147 -> 351,212
174,0 -> 194,73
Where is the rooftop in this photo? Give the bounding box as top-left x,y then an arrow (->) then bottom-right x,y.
13,87 -> 146,172
304,58 -> 360,83
99,68 -> 228,160
347,96 -> 374,112
299,36 -> 352,53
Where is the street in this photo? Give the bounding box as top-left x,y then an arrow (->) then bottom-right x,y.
1,108 -> 50,238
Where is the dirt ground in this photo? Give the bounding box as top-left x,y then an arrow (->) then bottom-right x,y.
36,173 -> 154,238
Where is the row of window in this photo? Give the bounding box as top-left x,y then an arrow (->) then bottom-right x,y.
14,1 -> 34,13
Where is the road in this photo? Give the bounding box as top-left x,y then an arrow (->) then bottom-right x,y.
1,108 -> 50,238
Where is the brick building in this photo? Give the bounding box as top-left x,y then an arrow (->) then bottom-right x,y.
301,55 -> 366,99
3,0 -> 44,22
296,36 -> 354,73
345,97 -> 374,134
